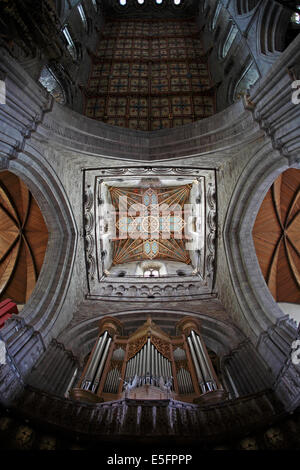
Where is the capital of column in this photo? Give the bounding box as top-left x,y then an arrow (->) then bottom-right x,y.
98,316 -> 123,337
175,317 -> 201,338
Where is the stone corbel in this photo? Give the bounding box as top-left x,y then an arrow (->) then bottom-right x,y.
243,93 -> 256,111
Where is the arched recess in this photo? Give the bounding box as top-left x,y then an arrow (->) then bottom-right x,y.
0,148 -> 77,345
223,143 -> 299,344
258,0 -> 291,57
236,0 -> 260,16
0,171 -> 48,306
59,309 -> 248,364
253,168 -> 300,305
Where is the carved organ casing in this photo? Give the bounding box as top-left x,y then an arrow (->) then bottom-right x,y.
70,316 -> 227,405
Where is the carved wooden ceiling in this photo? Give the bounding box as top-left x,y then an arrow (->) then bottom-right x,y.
109,184 -> 191,265
0,171 -> 48,304
253,168 -> 300,303
84,18 -> 216,131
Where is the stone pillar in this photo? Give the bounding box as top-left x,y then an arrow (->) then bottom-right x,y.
26,339 -> 79,397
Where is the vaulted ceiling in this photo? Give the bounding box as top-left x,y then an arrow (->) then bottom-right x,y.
109,184 -> 191,265
253,168 -> 300,304
84,17 -> 216,131
0,171 -> 48,304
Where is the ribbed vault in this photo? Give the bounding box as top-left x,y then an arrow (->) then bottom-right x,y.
0,171 -> 48,304
253,168 -> 300,303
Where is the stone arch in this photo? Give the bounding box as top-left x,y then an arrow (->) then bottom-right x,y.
223,143 -> 300,343
236,0 -> 260,16
0,148 -> 77,345
258,0 -> 291,56
59,309 -> 249,363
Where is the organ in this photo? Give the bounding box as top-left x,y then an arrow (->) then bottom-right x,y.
70,316 -> 227,404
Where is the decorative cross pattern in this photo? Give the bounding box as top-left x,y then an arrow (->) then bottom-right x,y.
109,185 -> 192,265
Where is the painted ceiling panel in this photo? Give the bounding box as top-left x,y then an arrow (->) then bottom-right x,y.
84,18 -> 216,131
109,184 -> 192,265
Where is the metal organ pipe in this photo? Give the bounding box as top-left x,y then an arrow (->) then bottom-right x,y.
92,337 -> 112,392
112,368 -> 119,393
132,355 -> 137,378
128,356 -> 133,379
141,347 -> 147,375
125,359 -> 130,380
182,369 -> 188,394
167,361 -> 172,379
191,330 -> 218,391
192,331 -> 213,382
138,348 -> 142,377
90,332 -> 108,379
187,336 -> 205,392
191,330 -> 211,383
82,331 -> 108,389
123,341 -> 173,390
137,350 -> 141,377
151,344 -> 154,376
163,358 -> 168,378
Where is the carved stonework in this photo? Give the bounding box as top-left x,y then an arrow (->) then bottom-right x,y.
83,166 -> 217,301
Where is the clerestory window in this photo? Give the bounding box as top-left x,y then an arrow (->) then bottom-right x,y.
77,4 -> 88,31
63,26 -> 77,59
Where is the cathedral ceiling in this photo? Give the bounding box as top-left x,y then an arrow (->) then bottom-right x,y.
84,17 -> 216,131
109,184 -> 191,265
83,166 -> 217,301
253,168 -> 300,304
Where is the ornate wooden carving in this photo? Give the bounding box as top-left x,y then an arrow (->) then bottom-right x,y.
127,334 -> 148,360
150,335 -> 171,361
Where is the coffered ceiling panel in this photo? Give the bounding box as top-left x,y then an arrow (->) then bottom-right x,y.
84,18 -> 216,131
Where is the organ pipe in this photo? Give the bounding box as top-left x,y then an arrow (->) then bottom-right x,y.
74,318 -> 227,403
132,355 -> 137,378
151,345 -> 154,376
64,367 -> 78,398
146,339 -> 150,375
191,330 -> 211,383
182,369 -> 188,394
187,336 -> 205,392
193,331 -> 214,382
82,331 -> 108,388
122,340 -> 173,389
92,337 -> 112,392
